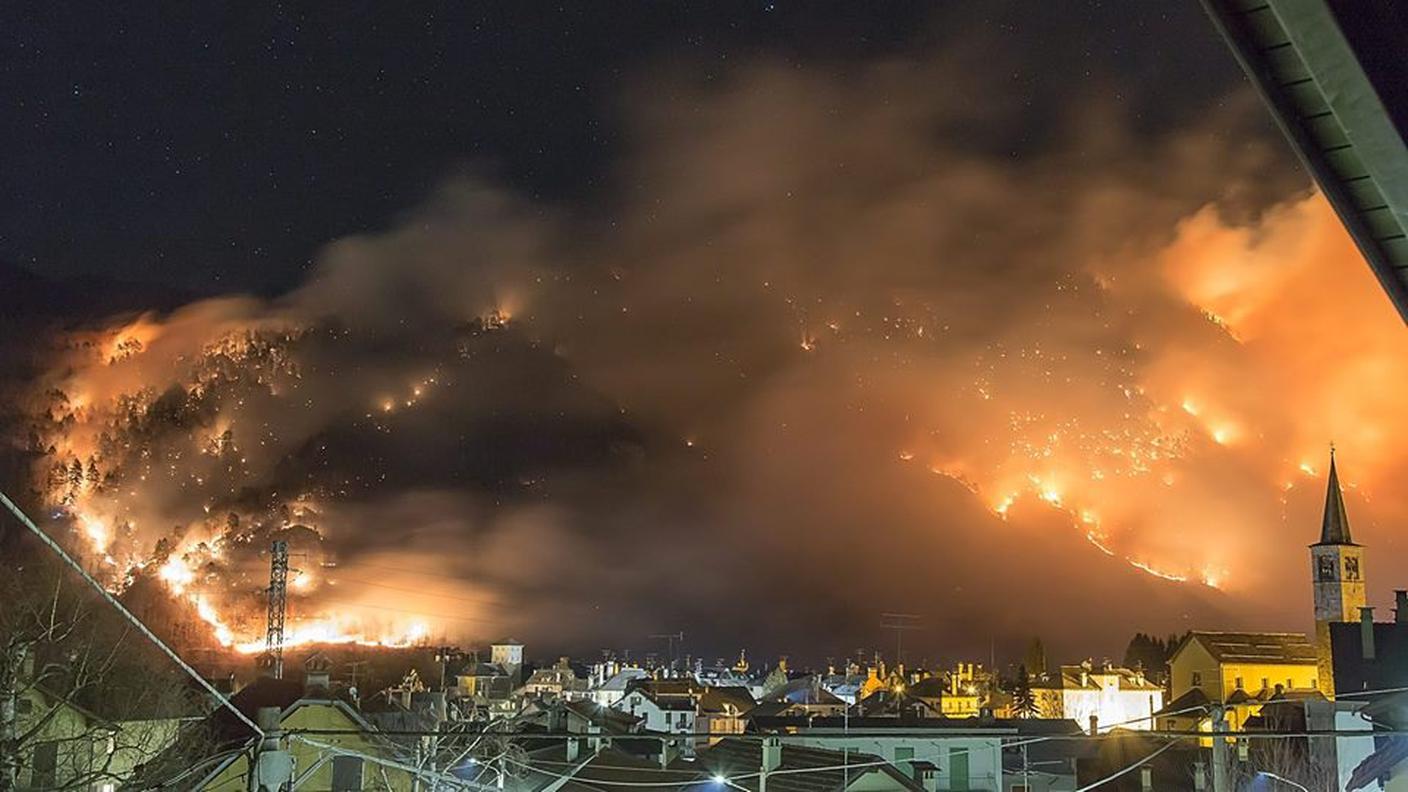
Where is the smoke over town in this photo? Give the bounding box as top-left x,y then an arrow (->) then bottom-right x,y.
16,50 -> 1408,662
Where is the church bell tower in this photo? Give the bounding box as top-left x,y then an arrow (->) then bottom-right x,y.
1311,448 -> 1365,695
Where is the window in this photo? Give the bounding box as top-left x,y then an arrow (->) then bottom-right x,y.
1319,556 -> 1336,581
332,755 -> 363,791
1234,677 -> 1244,690
31,741 -> 58,789
1346,557 -> 1361,580
1261,678 -> 1270,691
1191,672 -> 1202,688
895,747 -> 915,761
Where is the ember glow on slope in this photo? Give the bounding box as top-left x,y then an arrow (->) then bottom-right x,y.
17,56 -> 1408,654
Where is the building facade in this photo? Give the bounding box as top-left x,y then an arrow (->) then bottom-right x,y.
1032,662 -> 1164,732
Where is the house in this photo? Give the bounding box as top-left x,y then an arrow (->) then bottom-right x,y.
745,715 -> 1019,791
755,675 -> 849,717
153,660 -> 420,791
907,676 -> 948,712
696,686 -> 756,743
522,657 -> 588,700
697,663 -> 753,689
613,685 -> 698,735
11,683 -> 115,790
820,671 -> 868,705
491,639 -> 525,686
587,667 -> 650,707
941,664 -> 983,718
454,653 -> 514,702
852,688 -> 943,719
1160,631 -> 1320,732
9,677 -> 191,790
1031,661 -> 1163,732
696,736 -> 929,791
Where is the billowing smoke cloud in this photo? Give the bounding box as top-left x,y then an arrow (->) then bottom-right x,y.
18,49 -> 1408,665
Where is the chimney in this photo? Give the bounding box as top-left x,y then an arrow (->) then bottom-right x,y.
762,736 -> 782,773
1089,714 -> 1100,736
1396,591 -> 1408,623
303,653 -> 332,697
1361,607 -> 1376,660
566,737 -> 581,762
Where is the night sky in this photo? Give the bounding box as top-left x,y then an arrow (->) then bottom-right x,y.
6,2 -> 1244,294
16,3 -> 1408,667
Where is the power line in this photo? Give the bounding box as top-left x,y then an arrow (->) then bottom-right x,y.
0,489 -> 264,739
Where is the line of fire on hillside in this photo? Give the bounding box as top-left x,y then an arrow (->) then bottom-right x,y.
6,451 -> 1408,791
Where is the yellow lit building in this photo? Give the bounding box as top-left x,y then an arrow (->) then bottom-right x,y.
941,663 -> 981,718
1160,632 -> 1321,733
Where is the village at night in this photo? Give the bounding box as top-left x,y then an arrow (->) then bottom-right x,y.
4,2 -> 1408,791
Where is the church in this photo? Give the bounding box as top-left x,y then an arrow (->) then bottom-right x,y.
1158,450 -> 1398,734
1314,450 -> 1408,700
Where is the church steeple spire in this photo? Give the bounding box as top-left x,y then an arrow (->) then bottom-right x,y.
1310,446 -> 1366,695
1318,446 -> 1355,546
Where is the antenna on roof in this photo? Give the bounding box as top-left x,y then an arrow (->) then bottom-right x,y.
649,632 -> 685,670
880,613 -> 923,669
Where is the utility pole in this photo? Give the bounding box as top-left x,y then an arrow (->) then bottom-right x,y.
264,540 -> 289,679
1211,704 -> 1231,792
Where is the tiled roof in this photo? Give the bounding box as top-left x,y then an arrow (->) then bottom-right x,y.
1042,665 -> 1161,692
1183,632 -> 1318,665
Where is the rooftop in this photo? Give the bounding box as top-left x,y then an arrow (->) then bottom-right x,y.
1181,631 -> 1318,665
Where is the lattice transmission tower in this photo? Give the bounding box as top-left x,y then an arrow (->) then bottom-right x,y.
263,539 -> 289,679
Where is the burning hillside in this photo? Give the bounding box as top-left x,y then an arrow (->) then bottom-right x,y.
10,53 -> 1408,660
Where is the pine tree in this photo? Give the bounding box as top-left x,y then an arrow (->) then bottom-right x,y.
1011,664 -> 1037,718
